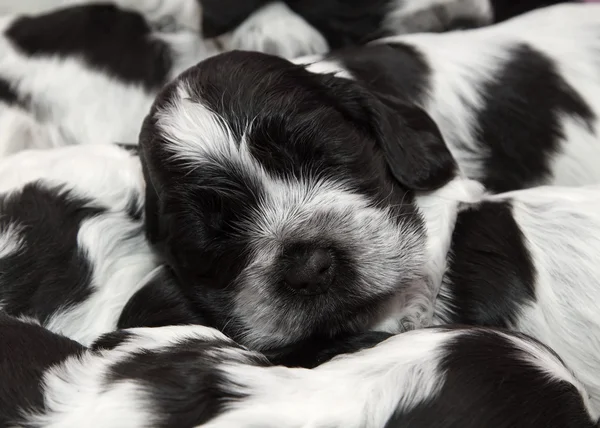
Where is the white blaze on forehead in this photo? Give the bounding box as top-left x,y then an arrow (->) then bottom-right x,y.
155,83 -> 241,166
0,223 -> 23,259
292,55 -> 354,80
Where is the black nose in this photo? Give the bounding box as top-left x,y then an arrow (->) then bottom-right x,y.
284,247 -> 334,295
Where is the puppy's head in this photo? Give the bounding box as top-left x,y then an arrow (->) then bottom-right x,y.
140,51 -> 457,350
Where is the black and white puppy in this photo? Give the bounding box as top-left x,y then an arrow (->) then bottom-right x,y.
1,314 -> 596,428
0,144 -> 205,345
2,0 -> 541,59
0,0 -> 486,157
0,0 -> 575,158
140,1 -> 600,344
139,2 -> 600,409
202,0 -> 582,55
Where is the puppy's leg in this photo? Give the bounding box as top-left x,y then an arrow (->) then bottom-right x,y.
226,2 -> 329,59
116,265 -> 205,331
383,0 -> 494,34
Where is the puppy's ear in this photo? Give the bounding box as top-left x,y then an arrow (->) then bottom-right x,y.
322,75 -> 457,191
369,92 -> 458,191
139,113 -> 167,245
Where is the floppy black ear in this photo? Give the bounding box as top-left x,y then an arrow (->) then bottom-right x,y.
370,93 -> 458,191
319,74 -> 457,191
139,113 -> 167,246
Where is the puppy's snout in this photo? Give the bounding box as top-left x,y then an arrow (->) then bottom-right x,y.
283,246 -> 334,295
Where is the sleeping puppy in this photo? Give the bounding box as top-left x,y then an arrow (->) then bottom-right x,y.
0,2 -> 221,157
140,0 -> 600,347
1,316 -> 596,428
0,0 -> 513,59
139,2 -> 600,408
204,0 -> 581,56
0,144 -> 205,345
0,0 -> 482,157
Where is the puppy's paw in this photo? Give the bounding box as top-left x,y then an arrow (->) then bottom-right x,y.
228,2 -> 328,59
111,0 -> 201,32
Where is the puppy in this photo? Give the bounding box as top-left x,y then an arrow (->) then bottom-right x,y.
140,1 -> 600,349
0,0 -> 497,59
205,0 -> 581,56
1,316 -> 595,428
0,144 -> 181,345
0,2 -> 220,157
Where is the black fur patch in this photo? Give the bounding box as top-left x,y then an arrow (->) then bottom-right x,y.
0,76 -> 19,106
385,329 -> 595,428
5,4 -> 172,89
91,330 -> 135,352
0,313 -> 86,427
115,143 -> 140,156
491,0 -> 578,23
474,43 -> 595,192
0,183 -> 103,323
117,266 -> 205,329
286,0 -> 394,48
105,338 -> 268,428
440,200 -> 536,327
201,0 -> 269,37
267,331 -> 394,368
331,42 -> 431,105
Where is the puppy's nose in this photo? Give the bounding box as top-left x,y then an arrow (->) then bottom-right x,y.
284,248 -> 334,294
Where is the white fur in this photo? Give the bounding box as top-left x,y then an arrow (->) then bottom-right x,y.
416,184 -> 600,416
0,144 -> 144,209
0,8 -> 222,158
293,56 -> 354,79
209,328 -> 449,428
227,2 -> 329,59
0,29 -> 155,150
0,0 -> 202,33
387,4 -> 600,186
26,351 -> 156,428
383,0 -> 493,34
373,177 -> 485,332
0,145 -> 160,346
0,102 -> 66,157
208,328 -> 594,427
0,223 -> 23,260
44,213 -> 158,346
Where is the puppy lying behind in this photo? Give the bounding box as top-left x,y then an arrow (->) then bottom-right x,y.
1,314 -> 596,428
139,2 -> 600,409
0,0 -> 497,59
0,144 -> 168,345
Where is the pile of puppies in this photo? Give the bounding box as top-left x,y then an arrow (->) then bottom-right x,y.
1,1 -> 600,427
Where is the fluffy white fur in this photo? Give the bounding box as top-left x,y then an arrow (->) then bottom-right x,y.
0,145 -> 159,345
489,185 -> 600,410
13,325 -> 595,427
373,177 -> 485,333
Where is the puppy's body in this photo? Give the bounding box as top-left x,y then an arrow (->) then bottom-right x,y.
140,2 -> 600,350
0,3 -> 218,157
294,3 -> 600,192
1,317 -> 595,428
0,144 -> 167,345
426,185 -> 600,410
